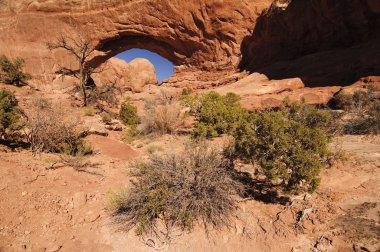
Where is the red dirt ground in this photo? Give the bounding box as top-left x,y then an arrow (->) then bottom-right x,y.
0,135 -> 379,252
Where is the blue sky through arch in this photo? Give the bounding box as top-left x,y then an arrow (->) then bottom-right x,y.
115,49 -> 174,82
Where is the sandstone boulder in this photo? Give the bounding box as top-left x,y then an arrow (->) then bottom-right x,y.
338,76 -> 380,97
240,86 -> 341,111
128,58 -> 158,92
52,57 -> 158,93
214,73 -> 304,96
213,72 -> 339,110
92,58 -> 131,88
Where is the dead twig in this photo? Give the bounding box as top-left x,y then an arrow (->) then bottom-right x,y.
47,156 -> 104,176
294,207 -> 313,229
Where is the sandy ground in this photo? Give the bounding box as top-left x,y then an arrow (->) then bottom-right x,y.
0,84 -> 379,251
0,133 -> 379,252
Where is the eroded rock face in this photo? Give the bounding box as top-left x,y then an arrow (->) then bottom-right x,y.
213,72 -> 341,110
240,0 -> 380,74
0,0 -> 271,88
0,0 -> 379,108
215,73 -> 304,96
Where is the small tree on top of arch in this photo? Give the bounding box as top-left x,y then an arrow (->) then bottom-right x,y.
47,35 -> 101,107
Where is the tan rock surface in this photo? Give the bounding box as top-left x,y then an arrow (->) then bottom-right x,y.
214,73 -> 304,96
92,58 -> 158,92
244,86 -> 341,110
212,72 -> 341,110
127,58 -> 158,92
339,76 -> 380,97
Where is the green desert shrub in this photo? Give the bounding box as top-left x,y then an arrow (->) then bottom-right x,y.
181,93 -> 333,193
287,102 -> 331,129
285,101 -> 344,137
108,142 -> 239,237
83,106 -> 95,116
0,89 -> 23,142
100,111 -> 113,124
181,92 -> 249,138
119,98 -> 140,126
233,109 -> 329,194
26,97 -> 92,155
181,87 -> 192,96
0,55 -> 31,86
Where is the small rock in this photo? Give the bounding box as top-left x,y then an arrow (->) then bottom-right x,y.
21,191 -> 27,196
235,221 -> 244,235
222,234 -> 229,243
45,244 -> 62,252
73,192 -> 87,209
84,211 -> 100,223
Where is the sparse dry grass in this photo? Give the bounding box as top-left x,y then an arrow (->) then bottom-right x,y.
145,144 -> 164,154
26,97 -> 92,155
141,91 -> 184,135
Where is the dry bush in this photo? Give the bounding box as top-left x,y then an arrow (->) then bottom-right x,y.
344,100 -> 380,135
87,82 -> 122,108
141,91 -> 184,135
71,81 -> 121,110
145,144 -> 164,154
26,97 -> 91,155
332,85 -> 380,135
108,142 -> 240,240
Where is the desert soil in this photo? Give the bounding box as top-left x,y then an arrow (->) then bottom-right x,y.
0,132 -> 379,252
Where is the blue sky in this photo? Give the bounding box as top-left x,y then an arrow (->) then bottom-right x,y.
115,49 -> 174,82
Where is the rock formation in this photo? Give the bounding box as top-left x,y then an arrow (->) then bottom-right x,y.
92,58 -> 158,93
0,0 -> 271,88
214,73 -> 341,110
127,59 -> 158,92
0,0 -> 379,107
239,0 -> 380,86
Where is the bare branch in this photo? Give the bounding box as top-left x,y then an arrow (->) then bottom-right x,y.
56,67 -> 80,79
47,35 -> 97,107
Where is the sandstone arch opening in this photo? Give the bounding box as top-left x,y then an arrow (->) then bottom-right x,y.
92,47 -> 176,93
115,49 -> 174,83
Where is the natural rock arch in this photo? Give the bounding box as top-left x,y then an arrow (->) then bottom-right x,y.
0,0 -> 272,88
